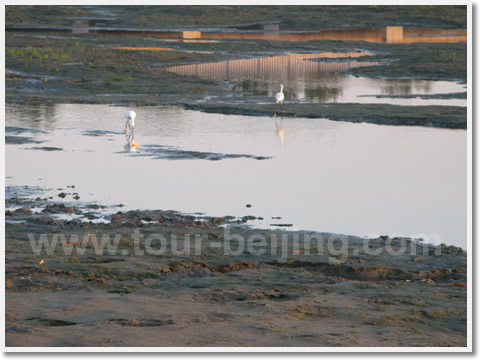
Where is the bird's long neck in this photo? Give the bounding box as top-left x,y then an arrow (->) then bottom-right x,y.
280,85 -> 284,92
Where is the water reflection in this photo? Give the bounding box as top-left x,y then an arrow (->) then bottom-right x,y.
166,52 -> 465,105
166,51 -> 377,82
5,103 -> 467,248
274,115 -> 285,146
6,25 -> 467,44
167,52 -> 374,102
5,103 -> 58,131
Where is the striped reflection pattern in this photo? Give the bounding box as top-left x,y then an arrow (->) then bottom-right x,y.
166,52 -> 379,83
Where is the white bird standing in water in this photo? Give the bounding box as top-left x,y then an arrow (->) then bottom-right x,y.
124,110 -> 136,132
123,110 -> 138,147
276,84 -> 285,111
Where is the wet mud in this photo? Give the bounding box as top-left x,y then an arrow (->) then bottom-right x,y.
5,193 -> 467,347
119,144 -> 271,161
5,6 -> 468,347
183,103 -> 467,129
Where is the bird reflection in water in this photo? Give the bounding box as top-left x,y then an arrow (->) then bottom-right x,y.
124,143 -> 138,152
274,114 -> 285,147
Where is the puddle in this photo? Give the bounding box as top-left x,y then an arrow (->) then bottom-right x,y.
6,25 -> 467,44
5,103 -> 467,248
165,52 -> 466,106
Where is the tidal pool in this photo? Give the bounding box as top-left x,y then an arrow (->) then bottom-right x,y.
5,103 -> 467,248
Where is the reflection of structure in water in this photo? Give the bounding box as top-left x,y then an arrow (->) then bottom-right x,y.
380,80 -> 433,96
166,52 -> 378,101
166,52 -> 377,82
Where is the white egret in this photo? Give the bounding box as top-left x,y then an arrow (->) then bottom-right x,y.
275,84 -> 285,111
123,110 -> 138,147
124,110 -> 136,131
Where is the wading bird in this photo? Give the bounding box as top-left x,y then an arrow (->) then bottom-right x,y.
123,110 -> 138,147
276,84 -> 285,111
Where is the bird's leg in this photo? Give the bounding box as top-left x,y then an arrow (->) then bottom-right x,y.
124,119 -> 130,134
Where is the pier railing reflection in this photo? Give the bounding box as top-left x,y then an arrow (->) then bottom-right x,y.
166,52 -> 378,83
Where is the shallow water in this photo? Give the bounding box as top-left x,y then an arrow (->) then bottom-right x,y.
5,103 -> 467,248
166,52 -> 466,106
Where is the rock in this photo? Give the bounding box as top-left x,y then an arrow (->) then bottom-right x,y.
246,204 -> 252,208
14,206 -> 32,215
65,207 -> 74,213
110,220 -> 122,227
58,192 -> 67,198
413,256 -> 424,262
112,212 -> 126,220
124,220 -> 137,227
73,194 -> 80,200
43,203 -> 70,214
34,216 -> 61,225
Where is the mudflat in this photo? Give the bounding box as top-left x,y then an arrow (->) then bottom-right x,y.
5,198 -> 467,347
5,5 -> 468,348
